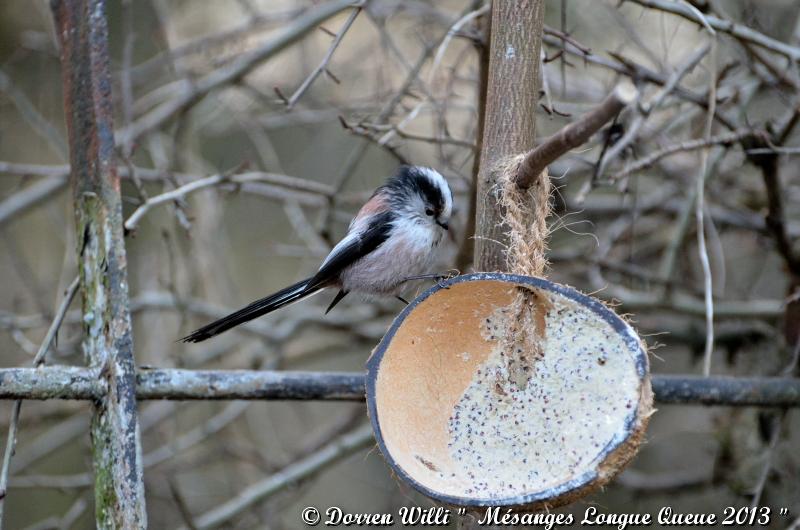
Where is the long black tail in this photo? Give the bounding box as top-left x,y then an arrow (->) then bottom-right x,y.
180,278 -> 319,343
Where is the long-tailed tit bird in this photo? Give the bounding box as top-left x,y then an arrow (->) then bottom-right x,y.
181,165 -> 453,343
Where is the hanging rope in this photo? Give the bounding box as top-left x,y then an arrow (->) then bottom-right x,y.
491,157 -> 553,388
497,155 -> 552,276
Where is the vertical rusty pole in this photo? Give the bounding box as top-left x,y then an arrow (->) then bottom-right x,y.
51,0 -> 147,527
473,0 -> 545,271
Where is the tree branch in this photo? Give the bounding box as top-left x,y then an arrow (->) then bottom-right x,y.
516,82 -> 637,188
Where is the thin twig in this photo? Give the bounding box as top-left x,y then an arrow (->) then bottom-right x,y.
188,423 -> 374,529
0,275 -> 79,525
377,4 -> 489,148
123,169 -> 332,232
143,402 -> 249,468
286,3 -> 363,109
0,178 -> 69,228
750,137 -> 800,277
126,8 -> 304,83
699,39 -> 718,377
0,69 -> 67,160
749,411 -> 785,508
610,128 -> 762,181
628,0 -> 800,61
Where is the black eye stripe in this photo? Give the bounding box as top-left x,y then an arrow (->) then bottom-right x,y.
416,176 -> 444,210
381,166 -> 449,214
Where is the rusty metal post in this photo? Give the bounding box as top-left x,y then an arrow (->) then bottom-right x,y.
51,0 -> 147,527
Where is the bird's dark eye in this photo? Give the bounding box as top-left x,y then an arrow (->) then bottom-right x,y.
425,208 -> 434,216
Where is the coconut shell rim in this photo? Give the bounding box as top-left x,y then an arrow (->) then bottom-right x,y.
365,272 -> 650,508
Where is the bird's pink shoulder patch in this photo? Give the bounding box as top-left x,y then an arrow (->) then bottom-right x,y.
355,193 -> 389,220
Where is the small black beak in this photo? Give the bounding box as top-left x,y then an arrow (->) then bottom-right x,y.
436,220 -> 449,230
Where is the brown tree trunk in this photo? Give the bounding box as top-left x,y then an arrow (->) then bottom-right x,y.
473,0 -> 545,272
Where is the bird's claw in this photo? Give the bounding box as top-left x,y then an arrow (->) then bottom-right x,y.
435,269 -> 460,289
401,269 -> 460,286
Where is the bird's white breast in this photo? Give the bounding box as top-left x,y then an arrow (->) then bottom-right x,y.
340,216 -> 442,295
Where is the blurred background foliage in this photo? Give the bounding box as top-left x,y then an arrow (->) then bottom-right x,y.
0,0 -> 798,528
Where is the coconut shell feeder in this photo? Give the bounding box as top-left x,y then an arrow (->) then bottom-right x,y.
366,150 -> 653,510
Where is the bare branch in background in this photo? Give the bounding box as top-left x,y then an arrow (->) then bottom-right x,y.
610,128 -> 762,181
0,69 -> 67,160
591,42 -> 711,188
628,0 -> 800,61
0,276 -> 79,525
118,0 -> 357,146
698,39 -> 718,377
188,423 -> 374,530
284,3 -> 364,109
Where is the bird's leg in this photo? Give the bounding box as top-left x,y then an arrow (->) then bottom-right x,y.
395,271 -> 459,306
400,269 -> 460,288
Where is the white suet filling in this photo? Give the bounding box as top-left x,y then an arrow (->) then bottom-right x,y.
441,292 -> 642,499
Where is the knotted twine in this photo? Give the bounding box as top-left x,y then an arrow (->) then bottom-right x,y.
496,154 -> 552,277
493,154 -> 552,389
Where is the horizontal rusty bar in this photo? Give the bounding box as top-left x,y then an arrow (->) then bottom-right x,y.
0,368 -> 798,406
650,374 -> 800,406
136,369 -> 366,400
0,366 -> 104,400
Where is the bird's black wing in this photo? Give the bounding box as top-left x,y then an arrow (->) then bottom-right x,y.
306,210 -> 395,290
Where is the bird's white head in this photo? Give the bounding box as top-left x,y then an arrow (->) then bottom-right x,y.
382,165 -> 453,231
